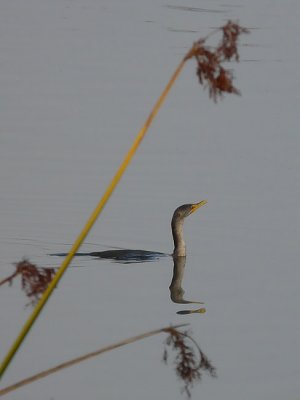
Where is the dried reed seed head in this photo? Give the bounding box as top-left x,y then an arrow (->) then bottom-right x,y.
163,327 -> 216,397
14,259 -> 56,306
187,20 -> 249,101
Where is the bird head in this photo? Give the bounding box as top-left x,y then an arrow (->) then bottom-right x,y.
173,200 -> 207,220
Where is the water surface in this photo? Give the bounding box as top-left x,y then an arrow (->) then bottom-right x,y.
1,0 -> 300,399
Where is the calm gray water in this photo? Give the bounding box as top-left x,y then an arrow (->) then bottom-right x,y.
1,0 -> 300,399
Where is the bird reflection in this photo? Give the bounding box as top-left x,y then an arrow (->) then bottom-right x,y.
170,256 -> 206,314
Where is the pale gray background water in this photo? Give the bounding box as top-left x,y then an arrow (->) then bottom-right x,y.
1,0 -> 299,399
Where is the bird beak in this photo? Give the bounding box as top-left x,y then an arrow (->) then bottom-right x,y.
190,200 -> 207,214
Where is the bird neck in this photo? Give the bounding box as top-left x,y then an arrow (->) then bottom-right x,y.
171,216 -> 186,257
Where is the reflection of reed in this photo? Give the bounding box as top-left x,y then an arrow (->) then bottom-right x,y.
0,259 -> 56,306
169,256 -> 205,314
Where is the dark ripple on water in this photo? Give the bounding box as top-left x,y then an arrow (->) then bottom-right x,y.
165,4 -> 227,14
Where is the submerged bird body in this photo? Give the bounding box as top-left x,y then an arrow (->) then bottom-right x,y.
89,249 -> 166,263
